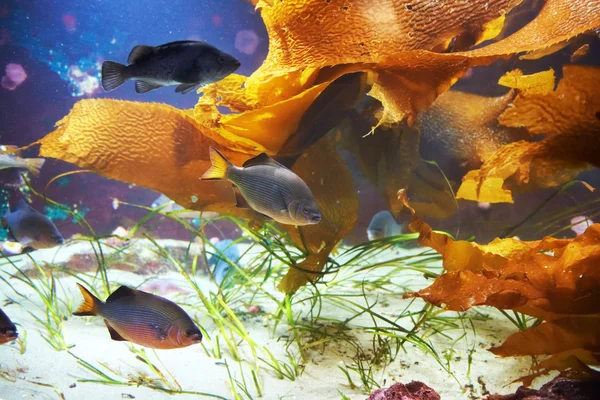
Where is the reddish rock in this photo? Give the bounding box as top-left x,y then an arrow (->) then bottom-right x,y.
486,377 -> 600,400
368,381 -> 441,400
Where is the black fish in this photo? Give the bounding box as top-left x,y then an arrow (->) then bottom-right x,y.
1,200 -> 64,251
0,307 -> 18,345
101,40 -> 240,94
201,148 -> 321,226
73,284 -> 202,349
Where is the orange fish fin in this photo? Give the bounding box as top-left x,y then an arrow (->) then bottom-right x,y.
73,283 -> 101,316
106,285 -> 139,302
104,320 -> 127,341
201,147 -> 232,180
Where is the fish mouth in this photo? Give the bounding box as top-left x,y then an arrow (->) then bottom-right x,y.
309,213 -> 322,223
1,329 -> 18,341
190,332 -> 203,343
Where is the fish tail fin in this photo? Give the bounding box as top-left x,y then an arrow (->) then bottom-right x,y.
201,147 -> 232,180
73,283 -> 101,316
101,61 -> 128,92
23,158 -> 45,176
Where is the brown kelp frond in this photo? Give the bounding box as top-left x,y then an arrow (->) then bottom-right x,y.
457,65 -> 600,203
398,189 -> 600,382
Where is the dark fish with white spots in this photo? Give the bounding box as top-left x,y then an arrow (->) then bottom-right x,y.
0,307 -> 18,345
73,284 -> 202,349
1,200 -> 64,251
201,147 -> 321,226
367,210 -> 405,241
101,40 -> 240,94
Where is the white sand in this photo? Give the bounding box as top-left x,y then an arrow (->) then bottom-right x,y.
0,240 -> 549,400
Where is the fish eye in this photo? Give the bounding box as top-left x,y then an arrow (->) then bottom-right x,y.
184,328 -> 197,337
217,56 -> 225,64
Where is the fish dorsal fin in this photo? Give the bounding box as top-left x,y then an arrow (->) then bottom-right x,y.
128,45 -> 154,64
242,153 -> 287,169
104,320 -> 127,341
106,286 -> 139,302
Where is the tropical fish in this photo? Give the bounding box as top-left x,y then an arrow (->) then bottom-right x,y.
1,200 -> 64,251
101,40 -> 240,94
0,307 -> 18,345
0,145 -> 45,176
201,147 -> 321,226
151,194 -> 219,220
367,211 -> 405,241
207,239 -> 240,286
73,284 -> 202,349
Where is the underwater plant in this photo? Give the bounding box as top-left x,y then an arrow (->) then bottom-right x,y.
1,1 -> 599,396
23,0 -> 600,295
398,189 -> 600,384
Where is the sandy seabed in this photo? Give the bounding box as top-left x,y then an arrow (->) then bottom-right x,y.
0,239 -> 549,400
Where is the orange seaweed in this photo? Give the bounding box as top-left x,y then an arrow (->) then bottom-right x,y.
31,0 -> 600,293
457,65 -> 600,203
398,189 -> 600,380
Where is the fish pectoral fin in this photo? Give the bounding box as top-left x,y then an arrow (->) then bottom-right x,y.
175,83 -> 199,94
19,236 -> 34,246
242,153 -> 288,170
135,81 -> 162,94
128,45 -> 154,64
233,187 -> 250,209
149,323 -> 168,341
259,213 -> 274,222
104,320 -> 127,341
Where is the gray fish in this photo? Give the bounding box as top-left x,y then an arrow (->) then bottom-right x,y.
0,145 -> 45,176
101,40 -> 240,94
201,148 -> 321,226
73,284 -> 202,349
367,210 -> 405,241
1,200 -> 64,251
0,307 -> 18,345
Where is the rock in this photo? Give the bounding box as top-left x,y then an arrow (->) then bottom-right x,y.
486,377 -> 600,400
368,381 -> 441,400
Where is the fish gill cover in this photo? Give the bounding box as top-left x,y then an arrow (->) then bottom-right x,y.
25,0 -> 600,297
